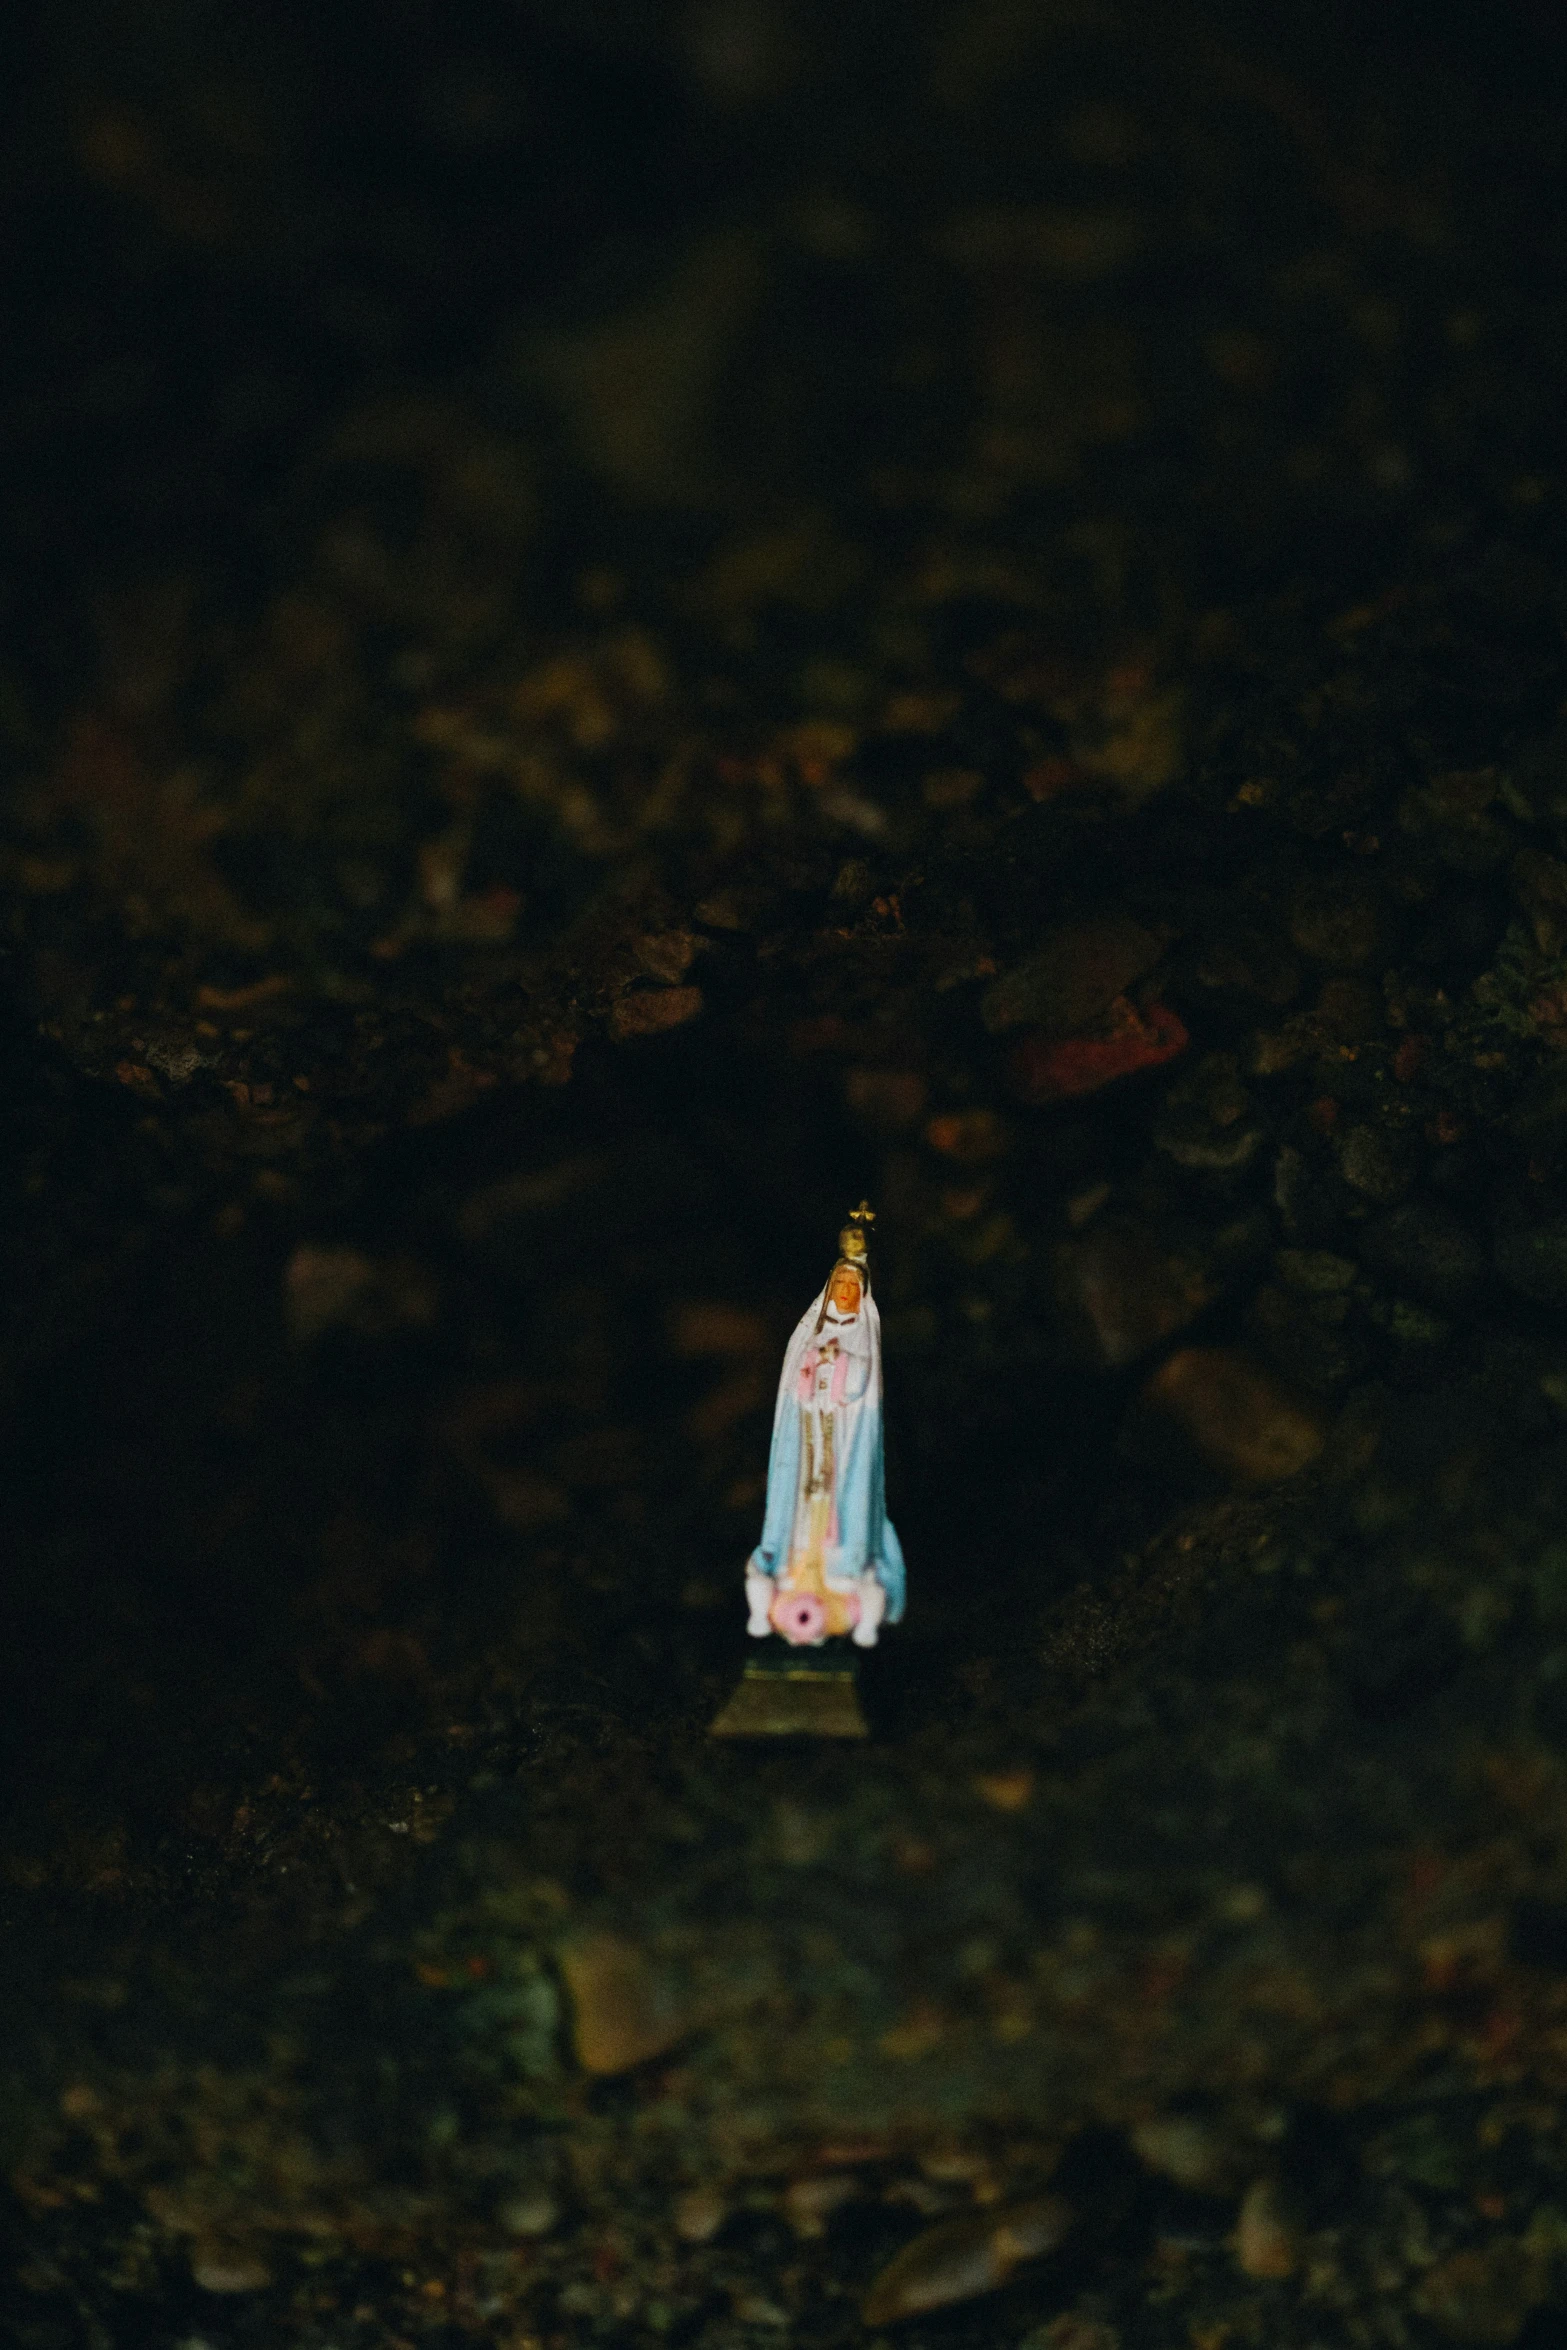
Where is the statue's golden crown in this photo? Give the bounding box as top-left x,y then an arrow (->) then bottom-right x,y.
837,1200 -> 875,1263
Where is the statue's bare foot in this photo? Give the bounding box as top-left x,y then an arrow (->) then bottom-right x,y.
852,1576 -> 885,1648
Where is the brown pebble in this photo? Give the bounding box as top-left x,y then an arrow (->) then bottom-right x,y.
1194,927 -> 1300,1008
1131,2114 -> 1227,2192
1316,975 -> 1384,1041
1337,1122 -> 1411,1204
784,2172 -> 859,2237
190,2242 -> 273,2294
1414,2240 -> 1548,2344
1233,2179 -> 1296,2279
925,1108 -> 1009,1163
609,984 -> 703,1040
1023,2317 -> 1120,2350
1514,846 -> 1567,954
916,2147 -> 995,2185
693,885 -> 769,930
284,1244 -> 439,1341
923,766 -> 985,809
634,929 -> 697,982
843,1067 -> 928,1130
194,972 -> 293,1013
1275,1249 -> 1356,1296
673,2184 -> 729,2242
980,916 -> 1163,1036
557,1931 -> 688,2075
1142,1347 -> 1326,1488
1054,1219 -> 1209,1369
1402,767 -> 1512,876
500,2189 -> 560,2237
861,2194 -> 1073,2326
1287,876 -> 1380,969
732,2292 -> 791,2328
972,1768 -> 1035,1813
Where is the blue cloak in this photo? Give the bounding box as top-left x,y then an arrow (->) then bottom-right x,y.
747,1287 -> 906,1622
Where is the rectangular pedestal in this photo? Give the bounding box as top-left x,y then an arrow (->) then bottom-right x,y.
709,1653 -> 869,1739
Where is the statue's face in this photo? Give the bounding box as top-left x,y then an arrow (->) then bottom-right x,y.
828,1266 -> 863,1314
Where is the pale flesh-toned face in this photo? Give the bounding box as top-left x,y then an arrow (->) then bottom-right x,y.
828,1265 -> 863,1315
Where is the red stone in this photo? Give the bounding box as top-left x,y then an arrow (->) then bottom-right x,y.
1007,995 -> 1188,1103
1020,754 -> 1088,802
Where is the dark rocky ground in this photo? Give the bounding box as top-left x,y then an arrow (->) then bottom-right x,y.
7,2 -> 1567,2343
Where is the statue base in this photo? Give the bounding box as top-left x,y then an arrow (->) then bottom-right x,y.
708,1637 -> 868,1739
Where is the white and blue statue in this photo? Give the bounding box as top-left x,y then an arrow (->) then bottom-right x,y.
744,1202 -> 905,1650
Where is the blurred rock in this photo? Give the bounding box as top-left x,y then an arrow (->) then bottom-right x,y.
693,884 -> 776,929
1316,975 -> 1386,1043
190,2242 -> 273,2293
634,929 -> 698,982
1274,1143 -> 1350,1245
1359,1199 -> 1487,1314
1131,2114 -> 1228,2192
455,1154 -> 605,1242
609,984 -> 704,1040
843,1067 -> 928,1130
557,1932 -> 690,2076
532,232 -> 764,503
1287,876 -> 1382,968
1413,2241 -> 1549,2344
1338,1123 -> 1412,1204
1250,1280 -> 1368,1395
1019,2317 -> 1119,2350
1192,924 -> 1301,1008
1054,1219 -> 1210,1368
1513,846 -> 1567,955
672,2184 -> 729,2242
926,1108 -> 1010,1162
1495,1219 -> 1567,1309
1073,681 -> 1186,805
1509,1064 -> 1567,1171
982,917 -> 1163,1036
783,2171 -> 859,2237
1010,999 -> 1187,1104
732,2290 -> 792,2327
284,1245 -> 439,1341
500,2189 -> 560,2237
1275,1248 -> 1357,1296
1141,1347 -> 1327,1487
1400,768 -> 1514,877
1154,1055 -> 1262,1173
923,765 -> 986,809
861,2195 -> 1073,2326
972,1768 -> 1035,1812
1375,1296 -> 1451,1349
1232,2179 -> 1296,2279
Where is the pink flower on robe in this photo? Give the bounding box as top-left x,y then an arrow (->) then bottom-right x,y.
773,1592 -> 828,1644
796,1343 -> 854,1405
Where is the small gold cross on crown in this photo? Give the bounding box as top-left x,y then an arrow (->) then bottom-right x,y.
837,1201 -> 876,1264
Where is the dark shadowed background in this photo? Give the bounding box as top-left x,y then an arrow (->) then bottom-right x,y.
6,4 -> 1567,2345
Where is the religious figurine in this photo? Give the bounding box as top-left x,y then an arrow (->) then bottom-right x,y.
710,1203 -> 904,1738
